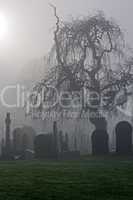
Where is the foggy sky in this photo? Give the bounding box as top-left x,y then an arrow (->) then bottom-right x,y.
0,0 -> 133,125
0,0 -> 133,73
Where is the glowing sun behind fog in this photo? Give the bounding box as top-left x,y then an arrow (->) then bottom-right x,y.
0,13 -> 8,41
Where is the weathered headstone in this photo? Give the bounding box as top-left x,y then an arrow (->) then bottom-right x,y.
21,126 -> 35,152
5,113 -> 12,159
13,128 -> 23,155
59,130 -> 64,153
115,121 -> 132,154
74,136 -> 77,151
64,132 -> 69,152
34,134 -> 55,159
53,121 -> 58,156
91,129 -> 109,155
12,126 -> 35,159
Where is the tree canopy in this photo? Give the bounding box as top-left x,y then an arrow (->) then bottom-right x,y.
29,7 -> 133,128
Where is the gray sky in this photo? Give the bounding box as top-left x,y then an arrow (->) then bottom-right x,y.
0,0 -> 133,81
0,0 -> 132,129
0,1 -> 132,63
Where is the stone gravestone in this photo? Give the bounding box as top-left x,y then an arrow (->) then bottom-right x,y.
74,136 -> 77,151
64,132 -> 69,152
5,113 -> 11,158
91,129 -> 109,155
12,126 -> 35,159
53,121 -> 58,156
12,128 -> 23,155
59,131 -> 64,153
34,134 -> 55,159
115,121 -> 132,154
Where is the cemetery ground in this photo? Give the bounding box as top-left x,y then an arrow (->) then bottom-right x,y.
0,157 -> 133,199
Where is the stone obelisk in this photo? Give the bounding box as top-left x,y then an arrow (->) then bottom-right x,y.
53,121 -> 58,158
5,112 -> 11,158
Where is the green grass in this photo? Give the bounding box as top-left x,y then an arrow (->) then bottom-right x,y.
0,157 -> 133,199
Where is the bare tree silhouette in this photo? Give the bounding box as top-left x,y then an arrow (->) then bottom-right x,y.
30,6 -> 133,129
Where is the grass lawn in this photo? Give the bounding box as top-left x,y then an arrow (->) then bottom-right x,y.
0,157 -> 133,199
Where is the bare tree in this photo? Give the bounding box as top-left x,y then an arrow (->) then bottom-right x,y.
30,6 -> 133,130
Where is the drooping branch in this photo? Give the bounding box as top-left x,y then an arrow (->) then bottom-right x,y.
29,10 -> 133,121
50,4 -> 63,66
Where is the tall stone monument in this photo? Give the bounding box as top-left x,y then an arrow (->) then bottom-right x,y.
53,121 -> 58,157
115,121 -> 132,154
5,112 -> 11,158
